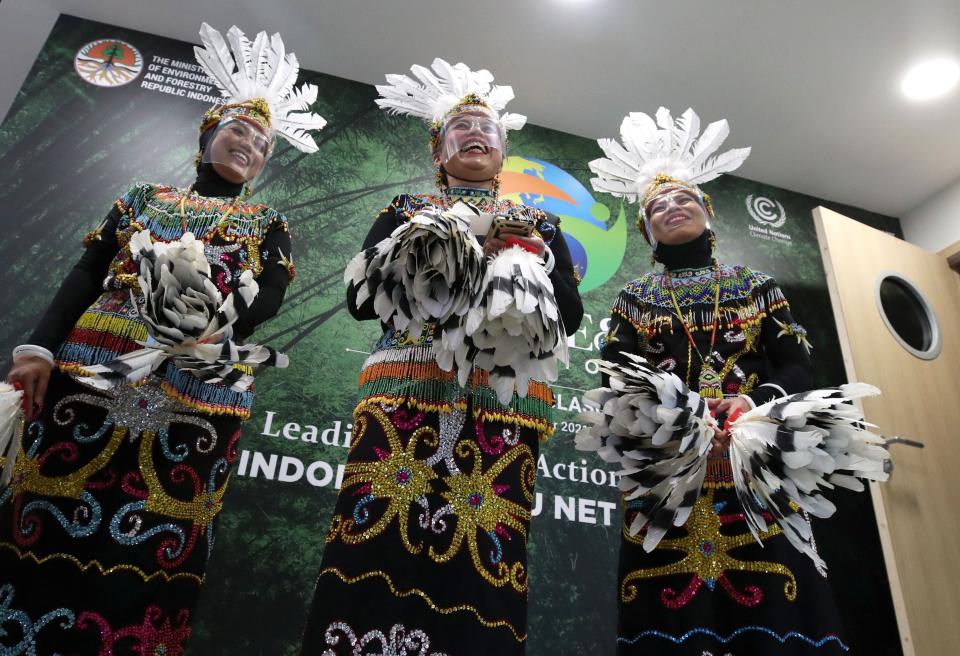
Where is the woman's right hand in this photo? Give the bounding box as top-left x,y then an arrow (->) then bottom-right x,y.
7,357 -> 53,421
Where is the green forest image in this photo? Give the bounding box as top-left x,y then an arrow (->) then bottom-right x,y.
0,15 -> 905,655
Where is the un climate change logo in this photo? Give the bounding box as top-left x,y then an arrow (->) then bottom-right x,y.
501,156 -> 627,293
75,39 -> 143,87
745,194 -> 787,229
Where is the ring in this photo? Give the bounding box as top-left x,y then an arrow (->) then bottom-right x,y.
12,381 -> 23,391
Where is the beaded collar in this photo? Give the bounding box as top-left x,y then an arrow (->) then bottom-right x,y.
443,186 -> 499,212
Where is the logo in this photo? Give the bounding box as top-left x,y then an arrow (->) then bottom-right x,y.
500,156 -> 627,293
75,39 -> 143,87
745,194 -> 792,245
745,194 -> 787,228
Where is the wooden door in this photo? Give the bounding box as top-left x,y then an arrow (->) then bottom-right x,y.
815,207 -> 960,656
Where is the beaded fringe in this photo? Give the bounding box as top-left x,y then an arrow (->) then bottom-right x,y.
612,274 -> 788,337
357,345 -> 554,437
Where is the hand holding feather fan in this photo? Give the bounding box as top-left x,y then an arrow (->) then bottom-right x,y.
576,353 -> 892,568
80,231 -> 287,392
344,206 -> 568,404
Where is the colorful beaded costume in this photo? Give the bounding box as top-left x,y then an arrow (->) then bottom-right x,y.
0,182 -> 294,653
603,245 -> 847,655
0,22 -> 325,654
300,187 -> 582,655
590,107 -> 847,654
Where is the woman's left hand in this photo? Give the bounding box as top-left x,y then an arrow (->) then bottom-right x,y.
706,396 -> 753,456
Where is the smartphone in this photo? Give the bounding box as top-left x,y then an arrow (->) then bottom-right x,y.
488,214 -> 535,240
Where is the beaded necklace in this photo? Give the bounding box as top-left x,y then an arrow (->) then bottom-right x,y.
177,185 -> 242,233
664,260 -> 723,399
440,184 -> 501,214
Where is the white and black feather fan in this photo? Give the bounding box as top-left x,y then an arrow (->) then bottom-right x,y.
577,357 -> 893,567
0,382 -> 24,488
576,352 -> 714,551
462,244 -> 568,404
81,231 -> 287,392
344,207 -> 485,364
727,384 -> 889,569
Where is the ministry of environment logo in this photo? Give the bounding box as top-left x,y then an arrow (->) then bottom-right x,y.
745,194 -> 787,228
501,156 -> 626,293
75,39 -> 143,87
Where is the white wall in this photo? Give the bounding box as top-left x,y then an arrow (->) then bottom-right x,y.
0,1 -> 63,123
902,177 -> 960,253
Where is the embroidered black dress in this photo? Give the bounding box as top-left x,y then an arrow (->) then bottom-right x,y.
602,232 -> 849,655
300,189 -> 582,656
0,167 -> 293,655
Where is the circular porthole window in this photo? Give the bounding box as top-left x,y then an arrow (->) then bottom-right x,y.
875,271 -> 941,360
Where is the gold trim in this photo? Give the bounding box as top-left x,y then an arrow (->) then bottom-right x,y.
0,541 -> 203,584
318,566 -> 526,642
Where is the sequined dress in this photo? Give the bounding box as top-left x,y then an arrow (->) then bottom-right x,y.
300,189 -> 582,656
602,234 -> 848,655
0,176 -> 294,655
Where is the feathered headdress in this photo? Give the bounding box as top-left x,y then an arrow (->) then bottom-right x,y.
589,108 -> 750,241
193,23 -> 327,153
375,58 -> 527,149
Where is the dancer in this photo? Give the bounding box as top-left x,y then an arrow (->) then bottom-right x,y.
301,59 -> 582,656
587,108 -> 850,655
0,23 -> 325,654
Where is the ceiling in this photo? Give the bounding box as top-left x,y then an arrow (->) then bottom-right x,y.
2,0 -> 959,217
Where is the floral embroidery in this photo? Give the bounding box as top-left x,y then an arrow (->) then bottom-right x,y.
321,620 -> 448,656
327,404 -> 534,591
0,583 -> 75,655
77,605 -> 191,655
9,381 -> 227,572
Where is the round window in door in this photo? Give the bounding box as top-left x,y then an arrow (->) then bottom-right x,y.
875,271 -> 942,360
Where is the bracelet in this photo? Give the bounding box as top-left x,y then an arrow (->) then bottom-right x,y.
757,382 -> 787,398
542,246 -> 556,274
12,344 -> 55,367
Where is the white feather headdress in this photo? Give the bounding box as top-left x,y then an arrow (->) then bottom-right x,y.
375,58 -> 527,132
589,107 -> 750,204
193,23 -> 327,153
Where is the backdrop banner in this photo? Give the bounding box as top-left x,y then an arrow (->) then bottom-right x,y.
0,14 -> 904,655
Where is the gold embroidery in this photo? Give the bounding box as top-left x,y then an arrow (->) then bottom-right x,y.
330,406 -> 535,592
139,428 -> 225,528
620,490 -> 796,604
432,440 -> 534,592
716,322 -> 762,382
318,566 -> 525,642
334,409 -> 437,554
0,541 -> 203,584
11,425 -> 126,500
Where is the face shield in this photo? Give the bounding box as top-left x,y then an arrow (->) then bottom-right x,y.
201,116 -> 274,186
438,108 -> 505,165
640,184 -> 713,245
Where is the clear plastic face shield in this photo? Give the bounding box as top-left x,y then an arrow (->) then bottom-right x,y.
201,116 -> 274,186
641,187 -> 711,247
438,108 -> 505,164
644,189 -> 705,222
